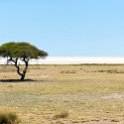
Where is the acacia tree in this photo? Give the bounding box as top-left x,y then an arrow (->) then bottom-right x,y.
0,42 -> 48,81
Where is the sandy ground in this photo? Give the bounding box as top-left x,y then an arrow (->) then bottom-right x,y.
82,121 -> 121,124
1,65 -> 124,124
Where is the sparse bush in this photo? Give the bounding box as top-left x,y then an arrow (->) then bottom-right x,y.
54,111 -> 69,119
56,121 -> 64,124
0,112 -> 20,124
60,70 -> 76,74
98,69 -> 124,74
60,70 -> 66,74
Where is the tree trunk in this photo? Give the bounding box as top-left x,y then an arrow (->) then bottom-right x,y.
20,59 -> 29,81
8,57 -> 29,81
20,74 -> 25,81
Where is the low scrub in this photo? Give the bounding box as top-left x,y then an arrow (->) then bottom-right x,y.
54,111 -> 69,119
98,69 -> 124,74
60,70 -> 76,74
0,112 -> 20,124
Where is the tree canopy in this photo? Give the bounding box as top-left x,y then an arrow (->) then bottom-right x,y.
0,42 -> 48,58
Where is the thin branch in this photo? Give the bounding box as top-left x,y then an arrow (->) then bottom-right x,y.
22,57 -> 29,74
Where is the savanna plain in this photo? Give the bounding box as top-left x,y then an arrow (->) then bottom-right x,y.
0,64 -> 124,124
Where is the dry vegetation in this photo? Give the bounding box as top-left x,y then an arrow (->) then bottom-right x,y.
0,64 -> 124,124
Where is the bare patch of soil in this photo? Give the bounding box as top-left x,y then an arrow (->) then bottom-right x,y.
81,121 -> 120,124
101,93 -> 124,100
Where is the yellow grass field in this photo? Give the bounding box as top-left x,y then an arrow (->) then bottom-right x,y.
0,64 -> 124,124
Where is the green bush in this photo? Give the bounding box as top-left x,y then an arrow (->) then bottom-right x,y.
0,112 -> 20,124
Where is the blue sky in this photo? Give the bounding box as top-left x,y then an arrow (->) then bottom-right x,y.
0,0 -> 124,56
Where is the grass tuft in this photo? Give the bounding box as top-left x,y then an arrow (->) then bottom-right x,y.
0,112 -> 20,124
54,111 -> 69,119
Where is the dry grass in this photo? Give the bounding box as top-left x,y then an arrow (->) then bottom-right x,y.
0,111 -> 19,124
0,64 -> 124,123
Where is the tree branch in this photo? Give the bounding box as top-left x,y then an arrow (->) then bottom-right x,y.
15,58 -> 23,77
8,57 -> 23,77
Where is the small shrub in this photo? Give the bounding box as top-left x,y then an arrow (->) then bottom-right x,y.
54,111 -> 69,119
60,70 -> 76,74
98,69 -> 121,74
0,112 -> 20,124
60,71 -> 64,74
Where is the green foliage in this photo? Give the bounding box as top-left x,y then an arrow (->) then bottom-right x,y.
0,112 -> 20,124
0,42 -> 48,58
